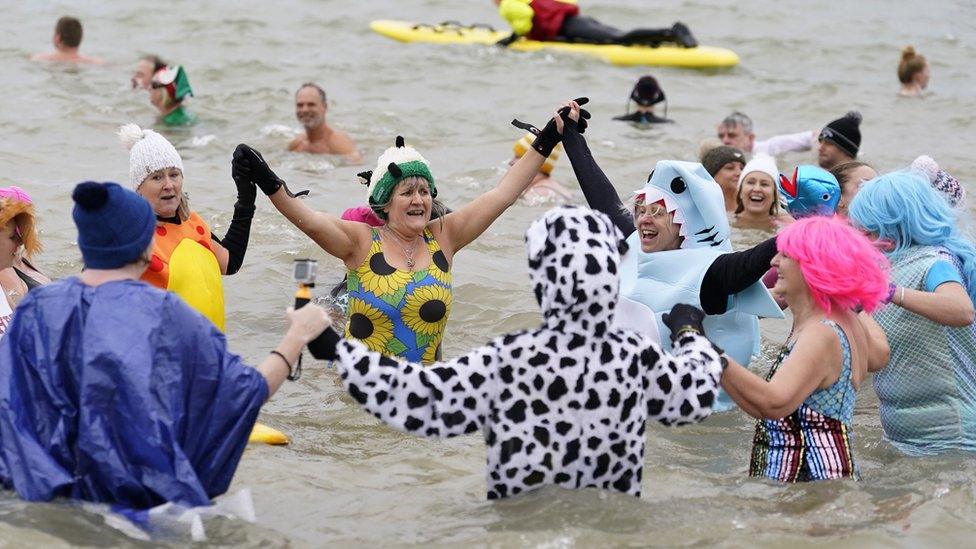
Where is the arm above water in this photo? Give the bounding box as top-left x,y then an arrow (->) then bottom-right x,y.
642,332 -> 724,426
325,329 -> 497,438
562,121 -> 636,236
700,237 -> 777,315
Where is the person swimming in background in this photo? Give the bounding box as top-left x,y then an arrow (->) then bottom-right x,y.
30,16 -> 104,65
131,54 -> 166,90
613,75 -> 672,125
493,0 -> 697,48
288,82 -> 362,163
510,133 -> 573,204
898,46 -> 931,97
0,187 -> 51,308
716,111 -> 815,158
148,65 -> 197,127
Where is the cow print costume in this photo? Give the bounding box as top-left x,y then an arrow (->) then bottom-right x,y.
328,206 -> 724,499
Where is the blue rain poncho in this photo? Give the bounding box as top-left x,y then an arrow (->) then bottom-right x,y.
0,278 -> 268,508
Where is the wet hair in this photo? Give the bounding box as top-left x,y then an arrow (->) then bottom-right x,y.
141,54 -> 167,73
720,111 -> 753,134
55,16 -> 83,48
776,216 -> 889,314
734,172 -> 780,216
849,170 -> 976,303
830,161 -> 874,195
297,82 -> 327,104
375,176 -> 447,228
898,46 -> 927,84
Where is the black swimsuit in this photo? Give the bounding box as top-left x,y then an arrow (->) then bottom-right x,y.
14,258 -> 44,291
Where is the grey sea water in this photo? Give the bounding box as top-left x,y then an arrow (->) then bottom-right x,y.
1,0 -> 975,545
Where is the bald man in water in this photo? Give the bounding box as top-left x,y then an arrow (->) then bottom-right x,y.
288,83 -> 362,163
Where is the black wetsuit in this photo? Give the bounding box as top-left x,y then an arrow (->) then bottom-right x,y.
561,121 -> 776,315
558,17 -> 690,47
613,111 -> 672,124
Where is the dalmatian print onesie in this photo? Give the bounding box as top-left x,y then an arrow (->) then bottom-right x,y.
329,206 -> 724,499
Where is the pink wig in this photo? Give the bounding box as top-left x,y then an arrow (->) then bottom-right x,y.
776,216 -> 890,314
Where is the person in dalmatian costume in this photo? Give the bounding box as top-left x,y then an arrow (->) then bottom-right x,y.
315,206 -> 726,499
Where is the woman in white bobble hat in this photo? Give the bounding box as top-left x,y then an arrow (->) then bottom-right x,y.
119,123 -> 256,331
732,154 -> 790,231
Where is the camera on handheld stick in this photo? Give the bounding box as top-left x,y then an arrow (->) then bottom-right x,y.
292,259 -> 331,362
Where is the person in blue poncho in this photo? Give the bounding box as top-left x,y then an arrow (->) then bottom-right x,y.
0,182 -> 329,508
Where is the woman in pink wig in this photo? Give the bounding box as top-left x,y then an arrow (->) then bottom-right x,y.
720,216 -> 890,482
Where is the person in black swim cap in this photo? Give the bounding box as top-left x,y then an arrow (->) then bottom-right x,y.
614,75 -> 672,124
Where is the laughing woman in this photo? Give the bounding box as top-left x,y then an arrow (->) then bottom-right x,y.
732,154 -> 790,231
234,104 -> 569,364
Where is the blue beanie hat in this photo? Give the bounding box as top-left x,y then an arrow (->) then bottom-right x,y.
72,182 -> 156,269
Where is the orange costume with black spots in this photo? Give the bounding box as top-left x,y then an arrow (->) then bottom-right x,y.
141,211 -> 226,330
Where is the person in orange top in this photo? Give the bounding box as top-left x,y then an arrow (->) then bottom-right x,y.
118,124 -> 255,330
494,0 -> 697,48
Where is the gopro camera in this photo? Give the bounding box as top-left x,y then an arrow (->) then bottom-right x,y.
293,259 -> 318,285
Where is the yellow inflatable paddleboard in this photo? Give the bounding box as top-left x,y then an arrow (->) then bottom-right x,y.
370,20 -> 739,68
249,423 -> 289,445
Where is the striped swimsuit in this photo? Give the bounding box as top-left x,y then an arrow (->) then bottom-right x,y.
749,319 -> 858,482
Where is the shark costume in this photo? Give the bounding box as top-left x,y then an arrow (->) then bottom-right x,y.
561,119 -> 783,411
320,206 -> 724,499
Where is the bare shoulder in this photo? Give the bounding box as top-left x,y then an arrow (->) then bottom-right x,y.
288,135 -> 307,152
329,129 -> 358,153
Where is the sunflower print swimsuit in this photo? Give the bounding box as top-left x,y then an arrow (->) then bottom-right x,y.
346,228 -> 452,364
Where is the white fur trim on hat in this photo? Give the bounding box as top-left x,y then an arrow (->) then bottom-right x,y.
118,123 -> 184,188
370,140 -> 430,183
737,154 -> 779,187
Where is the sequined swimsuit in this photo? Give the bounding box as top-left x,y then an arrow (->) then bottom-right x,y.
749,319 -> 858,482
345,228 -> 452,364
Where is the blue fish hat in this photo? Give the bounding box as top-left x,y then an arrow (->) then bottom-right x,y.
778,165 -> 841,218
634,160 -> 731,251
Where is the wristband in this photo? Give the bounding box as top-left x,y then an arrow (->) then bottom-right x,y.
270,350 -> 301,381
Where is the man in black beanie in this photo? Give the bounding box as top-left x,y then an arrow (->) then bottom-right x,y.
817,111 -> 862,170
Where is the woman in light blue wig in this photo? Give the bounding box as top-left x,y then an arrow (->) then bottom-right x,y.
848,170 -> 976,455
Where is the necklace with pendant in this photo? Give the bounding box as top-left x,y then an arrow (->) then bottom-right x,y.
383,226 -> 420,271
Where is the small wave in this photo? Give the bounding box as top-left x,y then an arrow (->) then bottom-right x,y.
190,135 -> 217,148
262,124 -> 298,138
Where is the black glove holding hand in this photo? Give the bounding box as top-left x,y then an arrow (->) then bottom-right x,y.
511,97 -> 591,157
231,154 -> 257,207
662,303 -> 707,343
232,144 -> 309,198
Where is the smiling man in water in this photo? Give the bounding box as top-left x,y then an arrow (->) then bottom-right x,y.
288,82 -> 362,163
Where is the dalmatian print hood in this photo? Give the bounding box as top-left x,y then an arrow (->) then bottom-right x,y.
525,205 -> 625,334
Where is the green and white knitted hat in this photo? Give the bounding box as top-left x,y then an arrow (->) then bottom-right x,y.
359,136 -> 436,219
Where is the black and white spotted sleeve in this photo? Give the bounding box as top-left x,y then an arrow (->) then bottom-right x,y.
334,337 -> 497,438
640,333 -> 724,426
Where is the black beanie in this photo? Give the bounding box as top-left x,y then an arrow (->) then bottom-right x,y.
819,111 -> 862,158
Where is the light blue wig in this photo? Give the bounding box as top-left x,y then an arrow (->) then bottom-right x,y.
848,170 -> 976,302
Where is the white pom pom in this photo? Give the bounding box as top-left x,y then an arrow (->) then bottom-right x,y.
117,123 -> 146,151
911,155 -> 939,182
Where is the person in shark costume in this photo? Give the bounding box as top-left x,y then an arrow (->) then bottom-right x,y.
559,110 -> 783,411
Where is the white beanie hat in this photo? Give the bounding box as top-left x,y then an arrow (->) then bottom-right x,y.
118,123 -> 184,188
737,154 -> 779,187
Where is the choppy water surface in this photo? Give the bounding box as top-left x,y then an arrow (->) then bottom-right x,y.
1,0 -> 975,545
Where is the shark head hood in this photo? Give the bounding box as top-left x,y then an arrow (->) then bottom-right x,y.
634,160 -> 731,252
525,206 -> 627,335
